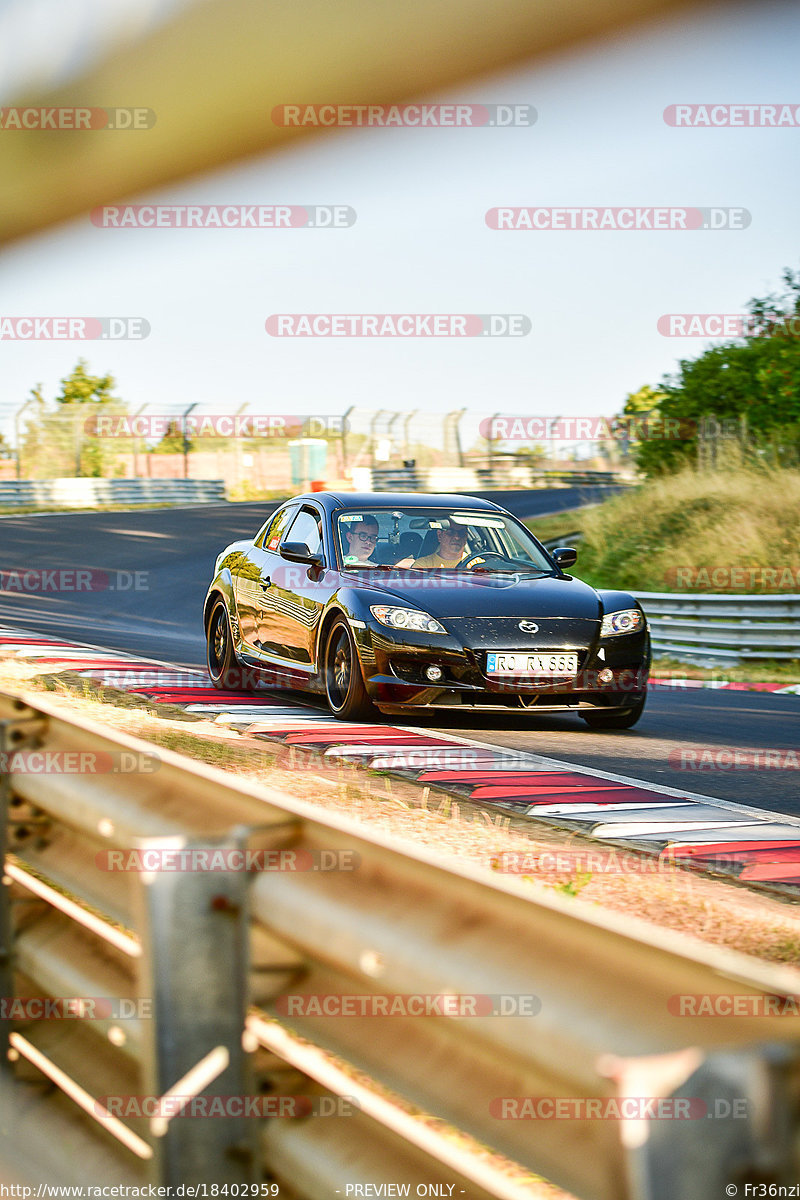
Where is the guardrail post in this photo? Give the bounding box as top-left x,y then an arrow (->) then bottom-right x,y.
0,720 -> 13,1062
0,706 -> 44,1067
133,831 -> 257,1184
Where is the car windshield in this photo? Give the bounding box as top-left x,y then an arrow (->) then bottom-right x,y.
335,507 -> 554,574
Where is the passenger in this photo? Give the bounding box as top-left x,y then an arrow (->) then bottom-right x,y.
413,519 -> 473,569
342,515 -> 379,565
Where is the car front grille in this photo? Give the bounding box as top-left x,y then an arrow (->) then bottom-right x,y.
442,615 -> 599,650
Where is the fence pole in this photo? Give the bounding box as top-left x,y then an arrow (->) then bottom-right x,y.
182,403 -> 198,480
13,400 -> 34,481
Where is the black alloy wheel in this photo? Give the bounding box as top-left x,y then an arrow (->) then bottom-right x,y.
325,618 -> 374,720
207,599 -> 236,689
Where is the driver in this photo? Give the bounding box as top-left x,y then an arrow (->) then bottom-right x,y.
413,519 -> 478,569
342,515 -> 380,564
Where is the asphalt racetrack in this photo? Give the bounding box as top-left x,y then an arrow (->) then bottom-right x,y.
1,491 -> 797,818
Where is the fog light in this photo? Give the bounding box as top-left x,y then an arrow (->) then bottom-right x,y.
426,665 -> 444,683
598,668 -> 614,684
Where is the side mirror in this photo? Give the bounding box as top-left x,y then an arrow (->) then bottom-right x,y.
279,541 -> 324,567
552,546 -> 578,569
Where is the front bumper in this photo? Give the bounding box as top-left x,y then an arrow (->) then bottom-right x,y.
357,622 -> 650,712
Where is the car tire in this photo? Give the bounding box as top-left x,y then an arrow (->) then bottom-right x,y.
581,694 -> 646,730
324,618 -> 374,721
207,598 -> 239,690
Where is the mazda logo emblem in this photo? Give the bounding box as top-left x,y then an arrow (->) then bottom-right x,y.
518,620 -> 539,633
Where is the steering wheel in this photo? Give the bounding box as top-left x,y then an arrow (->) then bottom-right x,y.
460,551 -> 510,570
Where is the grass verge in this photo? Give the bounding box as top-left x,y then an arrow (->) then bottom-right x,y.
525,468 -> 800,683
652,656 -> 799,683
562,463 -> 800,593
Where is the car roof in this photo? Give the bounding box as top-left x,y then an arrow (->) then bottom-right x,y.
292,491 -> 505,512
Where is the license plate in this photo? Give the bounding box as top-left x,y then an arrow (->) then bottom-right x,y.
486,652 -> 578,677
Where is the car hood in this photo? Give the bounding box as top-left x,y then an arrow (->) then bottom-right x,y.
349,570 -> 603,620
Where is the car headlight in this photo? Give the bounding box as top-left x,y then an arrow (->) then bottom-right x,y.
600,608 -> 645,637
370,606 -> 447,634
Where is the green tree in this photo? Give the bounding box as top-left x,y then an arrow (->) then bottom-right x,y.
21,361 -> 128,477
56,359 -> 118,407
616,384 -> 670,474
628,268 -> 800,475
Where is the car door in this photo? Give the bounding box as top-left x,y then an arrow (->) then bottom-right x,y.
265,504 -> 332,669
234,503 -> 297,656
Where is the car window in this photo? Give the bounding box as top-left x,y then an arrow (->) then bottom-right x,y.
284,507 -> 323,556
333,507 -> 553,572
258,504 -> 297,550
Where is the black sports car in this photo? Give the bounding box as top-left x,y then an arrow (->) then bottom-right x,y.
204,491 -> 650,727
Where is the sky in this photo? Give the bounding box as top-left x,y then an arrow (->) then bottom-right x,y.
1,0 -> 799,451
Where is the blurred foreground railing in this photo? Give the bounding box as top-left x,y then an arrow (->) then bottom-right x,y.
2,689 -> 800,1197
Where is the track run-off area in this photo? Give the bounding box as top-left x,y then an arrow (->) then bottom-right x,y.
1,492 -> 798,820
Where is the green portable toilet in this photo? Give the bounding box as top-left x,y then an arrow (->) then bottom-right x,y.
288,438 -> 327,490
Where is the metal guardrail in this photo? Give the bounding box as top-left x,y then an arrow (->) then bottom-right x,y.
540,533 -> 799,664
370,466 -> 627,492
514,468 -> 628,487
0,479 -> 227,508
634,592 -> 800,662
369,466 -> 426,492
3,689 -> 800,1197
